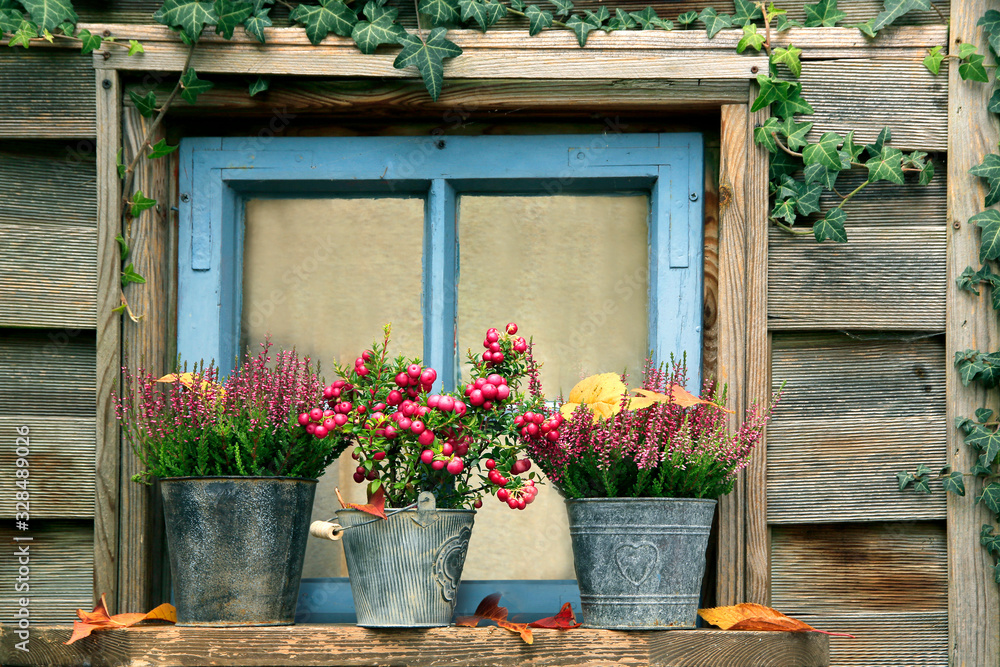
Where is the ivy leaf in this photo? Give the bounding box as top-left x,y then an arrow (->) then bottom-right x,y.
772,83 -> 814,119
803,0 -> 845,27
854,18 -> 876,38
776,174 -> 801,201
548,0 -> 573,18
866,126 -> 891,157
753,117 -> 782,153
902,149 -> 928,169
866,145 -> 904,185
484,1 -> 507,27
752,75 -> 791,112
987,87 -> 1000,115
978,483 -> 1000,515
813,208 -> 847,243
291,0 -> 357,43
802,132 -> 844,171
352,3 -> 405,52
771,198 -> 797,224
979,10 -> 1000,55
147,139 -> 179,159
772,44 -> 802,77
869,0 -> 931,34
583,6 -> 608,25
128,39 -> 144,55
982,525 -> 1000,555
248,75 -> 269,96
121,263 -> 146,288
978,352 -> 1000,388
153,0 -> 218,41
129,90 -> 157,118
698,7 -> 732,39
737,23 -> 765,53
804,162 -> 838,190
795,181 -> 822,216
896,471 -> 915,491
524,5 -> 553,35
18,0 -> 77,32
130,191 -> 157,217
676,10 -> 697,26
970,154 -> 1000,207
780,117 -> 812,150
459,0 -> 489,31
631,6 -> 670,30
77,27 -> 102,54
973,454 -> 995,477
606,7 -> 635,31
393,28 -> 462,101
956,350 -> 986,386
971,209 -> 1000,263
958,43 -> 979,60
922,45 -> 944,75
243,7 -> 271,42
180,67 -> 213,104
213,0 -> 253,39
913,476 -> 932,494
978,407 -> 996,424
116,148 -> 126,179
566,14 -> 598,46
769,149 -> 800,179
942,470 -> 967,496
774,15 -> 802,31
915,463 -> 932,478
730,0 -> 762,26
960,54 -> 990,82
8,19 -> 38,48
115,233 -> 130,262
509,0 -> 524,10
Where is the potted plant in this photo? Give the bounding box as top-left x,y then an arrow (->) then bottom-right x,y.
305,323 -> 546,627
521,358 -> 778,629
114,341 -> 349,626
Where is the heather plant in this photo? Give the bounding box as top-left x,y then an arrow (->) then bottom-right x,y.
522,358 -> 778,499
115,340 -> 348,482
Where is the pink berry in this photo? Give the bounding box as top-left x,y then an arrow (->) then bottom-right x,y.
481,383 -> 497,400
506,322 -> 518,335
491,352 -> 505,363
417,405 -> 430,416
395,372 -> 409,387
420,368 -> 437,385
546,430 -> 559,442
334,414 -> 348,426
482,400 -> 493,410
323,386 -> 335,399
438,396 -> 455,412
418,430 -> 435,446
482,351 -> 492,362
373,451 -> 386,461
356,366 -> 370,377
355,357 -> 366,368
411,420 -> 426,435
298,412 -> 310,425
486,330 -> 500,344
489,342 -> 501,353
431,459 -> 446,471
362,350 -> 373,362
447,458 -> 464,475
427,394 -> 441,409
398,417 -> 412,430
420,449 -> 434,464
507,497 -> 519,509
306,423 -> 316,435
387,390 -> 403,406
485,459 -> 496,470
314,425 -> 328,438
407,364 -> 422,379
516,498 -> 526,510
526,423 -> 539,437
495,384 -> 510,401
383,426 -> 397,439
469,390 -> 485,406
453,401 -> 467,416
309,407 -> 323,421
442,443 -> 454,456
323,418 -> 336,430
486,373 -> 503,386
497,488 -> 509,502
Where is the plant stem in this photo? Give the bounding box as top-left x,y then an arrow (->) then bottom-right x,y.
773,219 -> 813,236
837,179 -> 869,209
771,133 -> 924,173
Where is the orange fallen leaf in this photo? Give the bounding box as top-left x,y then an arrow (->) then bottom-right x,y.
629,386 -> 733,413
65,595 -> 176,645
336,485 -> 388,520
456,593 -> 534,644
157,372 -> 226,401
528,602 -> 581,630
698,603 -> 854,638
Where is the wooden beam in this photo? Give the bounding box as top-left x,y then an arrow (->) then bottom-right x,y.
93,69 -> 121,609
0,625 -> 829,667
947,1 -> 1000,665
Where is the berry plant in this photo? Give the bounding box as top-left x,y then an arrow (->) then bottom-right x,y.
300,323 -> 547,510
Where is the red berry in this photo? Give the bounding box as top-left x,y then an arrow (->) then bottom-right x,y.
411,420 -> 426,435
395,372 -> 409,387
442,443 -> 454,456
514,415 -> 524,426
491,352 -> 505,363
314,425 -> 328,438
546,430 -> 559,442
516,498 -> 526,510
407,388 -> 420,398
453,401 -> 467,416
438,396 -> 455,412
486,330 -> 500,344
401,402 -> 416,417
481,383 -> 497,400
506,322 -> 518,335
383,426 -> 397,439
355,366 -> 370,377
514,337 -> 527,353
526,423 -> 539,437
532,413 -> 544,424
469,390 -> 485,407
417,405 -> 430,416
323,386 -> 335,399
362,350 -> 373,362
298,412 -> 310,425
420,449 -> 434,464
446,458 -> 464,475
485,374 -> 503,386
372,451 -> 386,461
309,407 -> 323,421
496,384 -> 510,401
355,357 -> 366,368
333,380 -> 346,389
456,443 -> 469,456
334,414 -> 348,427
489,342 -> 501,353
507,497 -> 519,509
398,417 -> 413,430
497,488 -> 509,502
474,498 -> 483,509
431,459 -> 446,471
520,459 -> 531,472
420,368 -> 438,385
482,351 -> 492,362
353,472 -> 365,483
356,405 -> 366,414
387,390 -> 403,406
374,402 -> 386,412
482,400 -> 493,410
418,429 -> 435,446
367,469 -> 378,480
306,423 -> 317,435
485,459 -> 496,470
407,364 -> 422,378
427,394 -> 441,409
323,418 -> 336,430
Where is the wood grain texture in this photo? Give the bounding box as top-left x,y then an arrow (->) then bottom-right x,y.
0,417 -> 95,519
0,141 -> 97,228
947,1 -> 1000,665
768,226 -> 946,331
768,333 -> 946,523
714,104 -> 748,608
0,52 -> 95,138
0,625 -> 828,667
94,69 -> 121,612
0,521 -> 94,625
0,329 -> 96,417
702,135 -> 720,381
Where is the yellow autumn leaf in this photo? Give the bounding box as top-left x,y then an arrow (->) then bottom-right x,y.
629,386 -> 733,413
157,372 -> 225,400
560,373 -> 628,421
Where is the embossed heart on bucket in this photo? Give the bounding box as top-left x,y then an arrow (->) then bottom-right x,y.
614,542 -> 659,587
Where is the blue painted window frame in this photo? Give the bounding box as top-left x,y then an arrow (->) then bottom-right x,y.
177,133 -> 704,619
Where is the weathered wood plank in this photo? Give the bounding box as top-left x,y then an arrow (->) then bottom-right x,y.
0,625 -> 829,667
94,69 -> 121,612
0,521 -> 94,625
0,418 -> 95,519
702,135 -> 720,381
0,330 -> 96,417
768,333 -> 946,523
0,52 -> 95,138
800,59 -> 947,152
0,141 -> 96,227
947,1 -> 1000,665
768,226 -> 946,331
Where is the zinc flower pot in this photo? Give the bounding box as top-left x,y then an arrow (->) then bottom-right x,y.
337,502 -> 475,627
160,476 -> 317,626
566,497 -> 717,629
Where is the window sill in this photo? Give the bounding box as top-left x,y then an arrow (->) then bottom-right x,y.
2,624 -> 827,667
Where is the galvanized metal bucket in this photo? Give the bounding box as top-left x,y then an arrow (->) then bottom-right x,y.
566,497 -> 717,629
337,497 -> 475,627
160,476 -> 317,626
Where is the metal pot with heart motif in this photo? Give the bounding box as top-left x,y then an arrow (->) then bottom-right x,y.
565,497 -> 717,629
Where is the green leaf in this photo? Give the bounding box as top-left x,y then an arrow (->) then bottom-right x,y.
213,0 -> 253,39
866,126 -> 891,157
524,4 -> 553,35
459,0 -> 488,31
509,0 -> 524,10
147,139 -> 179,159
943,470 -> 967,496
130,191 -> 157,217
866,145 -> 904,185
548,0 -> 573,18
631,6 -> 670,30
583,6 -> 608,25
776,174 -> 801,201
129,89 -> 157,118
988,87 -> 1000,114
978,483 -> 1000,515
814,208 -> 848,243
772,44 -> 802,77
180,67 -> 214,104
0,8 -> 22,33
896,470 -> 915,491
773,15 -> 802,32
291,0 -> 357,43
753,117 -> 782,153
730,0 -> 762,26
922,45 -> 944,75
854,18 -> 876,38
8,19 -> 38,48
804,162 -> 838,190
780,117 -> 812,150
795,181 -> 822,216
116,147 -> 126,179
803,0 -> 845,27
18,0 -> 77,32
968,426 -> 1000,465
915,463 -> 931,478
352,3 -> 405,52
484,1 -> 507,27
248,75 -> 269,96
870,0 -> 931,34
115,233 -> 130,262
803,132 -> 844,171
77,27 -> 102,54
973,454 -> 995,477
111,303 -> 128,315
956,350 -> 985,386
772,84 -> 814,119
769,149 -> 800,180
676,10 -> 697,26
393,27 -> 462,101
970,154 -> 1000,207
981,525 -> 1000,555
978,407 -> 995,424
771,198 -> 797,224
957,43 -> 979,60
737,23 -> 765,53
979,9 -> 1000,55
752,75 -> 791,112
913,476 -> 932,494
127,38 -> 144,55
698,7 -> 732,39
153,0 -> 218,41
980,352 -> 1000,388
971,209 -> 1000,263
960,53 -> 989,82
566,14 -> 598,46
606,7 -> 634,31
243,7 -> 271,42
121,263 -> 146,288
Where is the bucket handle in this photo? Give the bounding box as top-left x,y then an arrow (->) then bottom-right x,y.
309,497 -> 424,541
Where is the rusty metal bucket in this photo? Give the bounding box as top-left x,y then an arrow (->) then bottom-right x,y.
336,494 -> 475,627
160,476 -> 317,626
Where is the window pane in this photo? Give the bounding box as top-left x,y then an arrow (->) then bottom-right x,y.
457,195 -> 649,580
242,197 -> 424,578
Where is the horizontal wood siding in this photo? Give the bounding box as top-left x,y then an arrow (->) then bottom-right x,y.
0,330 -> 96,418
772,523 -> 948,666
0,521 -> 94,624
0,53 -> 95,138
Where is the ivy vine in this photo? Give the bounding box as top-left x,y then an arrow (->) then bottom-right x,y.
899,8 -> 1000,587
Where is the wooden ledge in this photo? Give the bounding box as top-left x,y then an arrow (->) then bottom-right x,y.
1,625 -> 828,667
